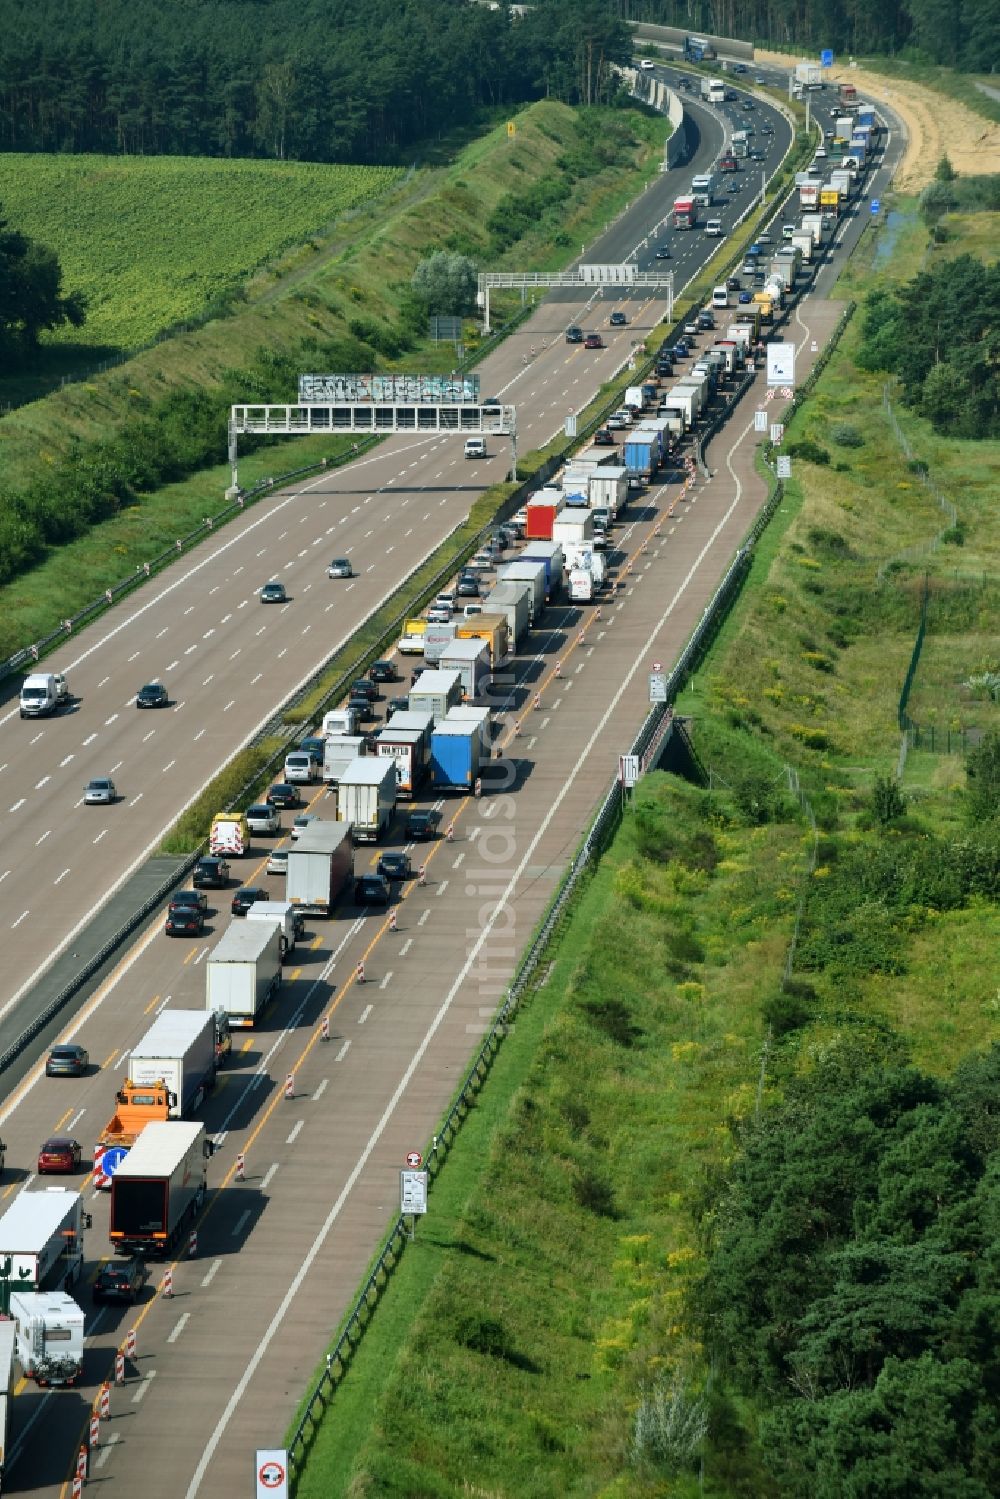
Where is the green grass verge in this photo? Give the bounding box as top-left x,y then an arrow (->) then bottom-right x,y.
284,192 -> 1000,1496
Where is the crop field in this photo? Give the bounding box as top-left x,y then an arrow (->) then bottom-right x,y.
0,154 -> 401,351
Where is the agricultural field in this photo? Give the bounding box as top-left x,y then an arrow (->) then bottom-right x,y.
0,154 -> 401,351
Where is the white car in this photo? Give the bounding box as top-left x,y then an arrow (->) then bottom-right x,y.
782,224 -> 796,239
426,607 -> 451,625
266,848 -> 290,877
704,219 -> 724,237
606,410 -> 632,430
814,146 -> 827,159
246,803 -> 280,835
640,59 -> 656,71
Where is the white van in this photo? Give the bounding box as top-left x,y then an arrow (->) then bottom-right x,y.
284,750 -> 319,784
246,900 -> 302,958
705,218 -> 724,237
322,707 -> 359,737
464,438 -> 487,459
712,284 -> 731,308
19,672 -> 68,719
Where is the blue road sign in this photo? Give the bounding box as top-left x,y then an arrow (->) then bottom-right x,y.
100,1146 -> 129,1178
870,198 -> 881,215
821,49 -> 834,67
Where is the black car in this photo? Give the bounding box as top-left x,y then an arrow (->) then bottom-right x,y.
351,677 -> 379,702
356,874 -> 391,907
386,696 -> 409,719
171,887 -> 208,912
593,428 -> 616,447
232,886 -> 267,915
260,580 -> 287,603
697,311 -> 715,330
565,325 -> 583,344
377,852 -> 413,882
193,856 -> 230,889
406,809 -> 440,841
45,1044 -> 89,1078
165,904 -> 205,936
654,246 -> 671,260
268,783 -> 301,809
94,1257 -> 149,1305
609,310 -> 627,327
348,694 -> 373,722
455,575 -> 480,598
369,660 -> 399,684
136,683 -> 168,709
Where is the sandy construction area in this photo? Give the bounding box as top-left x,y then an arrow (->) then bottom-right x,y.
754,47 -> 1000,192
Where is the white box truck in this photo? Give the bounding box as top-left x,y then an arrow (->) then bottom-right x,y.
375,727 -> 425,798
484,582 -> 531,647
108,1121 -> 212,1256
378,709 -> 433,766
795,61 -> 822,88
323,733 -> 366,786
0,1189 -> 87,1296
286,821 -> 354,917
0,1319 -> 15,1479
246,899 -> 302,957
336,758 -> 397,843
127,1009 -> 217,1117
9,1290 -> 84,1387
587,466 -> 627,517
408,669 -> 463,723
205,921 -> 282,1027
497,561 -> 546,621
444,705 -> 494,756
438,637 -> 491,702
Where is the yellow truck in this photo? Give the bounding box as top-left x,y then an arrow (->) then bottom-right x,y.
752,291 -> 774,324
399,617 -> 427,655
456,612 -> 509,669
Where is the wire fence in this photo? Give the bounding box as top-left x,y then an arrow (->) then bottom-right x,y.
876,381 -> 958,584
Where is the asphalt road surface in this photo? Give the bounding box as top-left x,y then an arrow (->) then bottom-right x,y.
0,64 -> 900,1499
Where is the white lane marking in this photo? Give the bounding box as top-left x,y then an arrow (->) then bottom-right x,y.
143,729 -> 156,742
156,627 -> 168,639
35,832 -> 50,847
358,1005 -> 373,1024
167,1313 -> 190,1344
231,1211 -> 251,1238
379,973 -> 392,991
203,675 -> 214,687
469,825 -> 481,841
193,730 -> 205,743
54,869 -> 70,885
251,674 -> 262,685
335,1041 -> 351,1062
286,1120 -> 304,1143
166,659 -> 179,671
132,1371 -> 157,1404
260,1163 -> 280,1191
0,871 -> 8,884
452,852 -> 465,868
184,605 -> 195,615
181,463 -> 761,1495
95,1431 -> 121,1469
29,732 -> 43,746
93,830 -> 107,845
312,1078 -> 328,1102
110,761 -> 123,773
9,799 -> 24,813
59,755 -> 74,767
399,938 -> 413,956
221,613 -> 232,624
11,912 -> 28,929
162,760 -> 176,773
202,1258 -> 223,1288
224,700 -> 235,712
128,651 -> 141,663
418,910 -> 430,926
184,645 -> 197,655
82,733 -> 97,746
230,649 -> 241,660
436,880 -> 449,897
67,1108 -> 86,1129
98,675 -> 110,687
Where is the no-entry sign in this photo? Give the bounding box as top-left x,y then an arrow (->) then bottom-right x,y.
256,1450 -> 288,1497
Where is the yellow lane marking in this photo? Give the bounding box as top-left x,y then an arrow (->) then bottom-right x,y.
55,1108 -> 72,1130
241,1038 -> 253,1053
143,993 -> 160,1015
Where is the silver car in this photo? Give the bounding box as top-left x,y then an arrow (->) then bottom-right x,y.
266,847 -> 290,876
290,814 -> 318,842
84,777 -> 116,805
327,558 -> 353,579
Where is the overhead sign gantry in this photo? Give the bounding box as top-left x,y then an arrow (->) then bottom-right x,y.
477,264 -> 674,332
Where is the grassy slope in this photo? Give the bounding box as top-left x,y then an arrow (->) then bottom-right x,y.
0,103 -> 666,657
287,204 -> 1000,1493
0,155 -> 401,353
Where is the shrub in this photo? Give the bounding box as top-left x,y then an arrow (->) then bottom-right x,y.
830,422 -> 864,448
786,438 -> 830,465
762,987 -> 812,1035
578,997 -> 643,1047
573,1166 -> 618,1219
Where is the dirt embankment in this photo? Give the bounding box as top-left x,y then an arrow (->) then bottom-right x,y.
754,47 -> 1000,192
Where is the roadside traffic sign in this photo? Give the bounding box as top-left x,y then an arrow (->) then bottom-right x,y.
754,409 -> 768,432
649,673 -> 668,704
770,423 -> 785,445
776,455 -> 792,479
256,1449 -> 288,1497
652,660 -> 662,672
400,1169 -> 429,1215
405,1150 -> 423,1168
870,198 -> 880,214
821,49 -> 834,67
619,754 -> 640,788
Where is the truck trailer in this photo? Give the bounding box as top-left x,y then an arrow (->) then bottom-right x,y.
0,1189 -> 87,1300
246,900 -> 302,957
128,1009 -> 217,1118
109,1121 -> 212,1257
322,733 -> 366,787
455,613 -> 508,669
795,61 -> 822,88
205,920 -> 282,1025
336,758 -> 397,843
519,541 -> 565,599
9,1290 -> 84,1387
0,1319 -> 15,1482
375,727 -> 425,798
438,637 -> 491,702
497,561 -> 546,622
286,820 -> 354,916
408,668 -> 464,723
484,582 -> 531,648
429,722 -> 481,792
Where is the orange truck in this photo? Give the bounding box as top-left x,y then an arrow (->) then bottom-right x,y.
93,1080 -> 173,1187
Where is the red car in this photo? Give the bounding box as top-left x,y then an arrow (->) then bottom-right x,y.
38,1136 -> 82,1174
584,333 -> 604,349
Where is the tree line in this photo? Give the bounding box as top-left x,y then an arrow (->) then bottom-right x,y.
633,0 -> 999,72
0,0 -> 631,163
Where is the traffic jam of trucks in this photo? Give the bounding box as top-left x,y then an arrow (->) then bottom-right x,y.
6,64 -> 883,1473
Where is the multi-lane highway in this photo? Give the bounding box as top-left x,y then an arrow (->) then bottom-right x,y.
0,59 -> 899,1498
